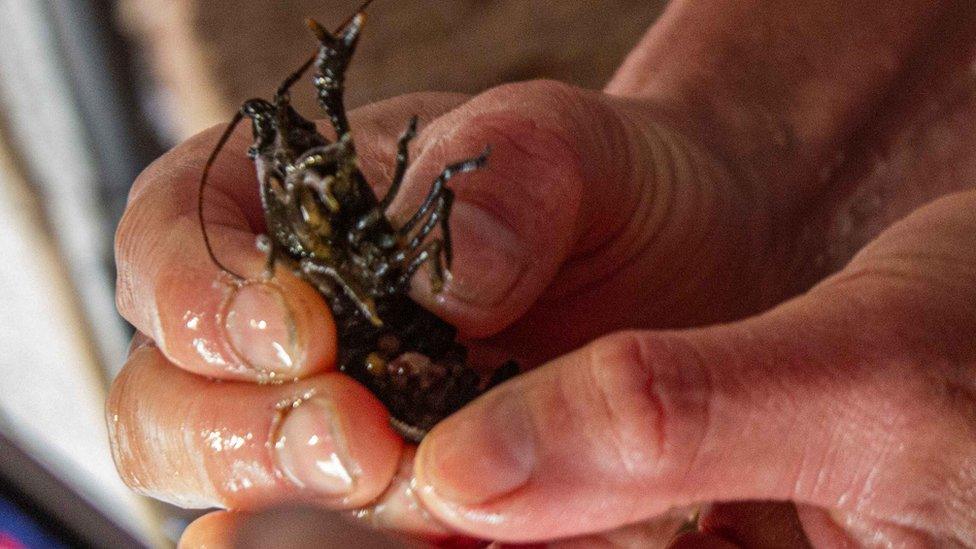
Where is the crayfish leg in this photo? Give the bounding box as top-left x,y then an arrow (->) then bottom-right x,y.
389,417 -> 427,445
379,115 -> 420,211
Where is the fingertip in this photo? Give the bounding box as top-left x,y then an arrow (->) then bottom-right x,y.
150,233 -> 337,382
396,84 -> 589,339
108,348 -> 401,511
117,120 -> 340,383
222,268 -> 338,381
350,447 -> 461,541
179,511 -> 234,549
414,387 -> 537,508
410,378 -> 551,542
303,374 -> 405,505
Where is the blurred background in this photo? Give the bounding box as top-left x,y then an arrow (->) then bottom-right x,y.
0,0 -> 664,546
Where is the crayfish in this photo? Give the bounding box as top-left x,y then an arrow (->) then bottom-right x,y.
198,2 -> 518,442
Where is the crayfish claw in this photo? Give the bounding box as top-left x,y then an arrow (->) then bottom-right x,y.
305,17 -> 334,44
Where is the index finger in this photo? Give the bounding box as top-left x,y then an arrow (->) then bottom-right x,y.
115,124 -> 336,381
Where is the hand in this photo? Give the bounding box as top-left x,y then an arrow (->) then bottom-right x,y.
108,0 -> 976,546
401,1 -> 976,546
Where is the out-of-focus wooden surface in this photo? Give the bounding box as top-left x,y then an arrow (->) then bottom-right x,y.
118,0 -> 666,139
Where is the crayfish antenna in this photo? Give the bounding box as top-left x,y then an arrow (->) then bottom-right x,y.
274,53 -> 317,102
198,111 -> 247,281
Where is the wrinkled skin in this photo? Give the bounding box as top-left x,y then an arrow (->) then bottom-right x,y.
110,0 -> 976,546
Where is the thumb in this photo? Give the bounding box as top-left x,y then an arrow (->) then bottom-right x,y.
411,191 -> 976,542
392,80 -> 671,339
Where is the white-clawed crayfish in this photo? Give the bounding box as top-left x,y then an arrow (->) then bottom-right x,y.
198,2 -> 517,442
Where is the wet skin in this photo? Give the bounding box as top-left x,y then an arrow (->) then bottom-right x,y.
110,0 -> 976,546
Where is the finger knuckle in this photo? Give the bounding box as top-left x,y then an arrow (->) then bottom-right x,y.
464,79 -> 600,144
477,79 -> 582,111
573,331 -> 712,481
106,349 -> 224,508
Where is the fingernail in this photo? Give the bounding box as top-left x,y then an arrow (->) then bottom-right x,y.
441,201 -> 528,307
417,393 -> 536,506
273,397 -> 357,497
223,282 -> 301,375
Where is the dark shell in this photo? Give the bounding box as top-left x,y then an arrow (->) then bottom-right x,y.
200,4 -> 518,442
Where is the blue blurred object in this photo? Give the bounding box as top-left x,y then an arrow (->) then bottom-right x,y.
0,430 -> 144,548
0,0 -> 167,544
0,495 -> 67,549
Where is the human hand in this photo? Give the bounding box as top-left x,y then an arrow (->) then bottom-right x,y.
109,0 -> 976,546
400,0 -> 976,546
109,91 -> 478,534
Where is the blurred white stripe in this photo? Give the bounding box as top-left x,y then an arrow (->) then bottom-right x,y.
0,0 -> 161,545
0,0 -> 129,378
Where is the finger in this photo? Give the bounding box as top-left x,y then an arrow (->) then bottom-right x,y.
667,532 -> 739,549
127,331 -> 152,354
116,125 -> 337,381
107,344 -> 402,509
180,452 -> 481,547
347,92 -> 471,187
349,446 -> 480,544
413,191 -> 976,541
179,508 -> 407,549
115,93 -> 468,382
179,511 -> 232,549
388,80 -> 710,344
